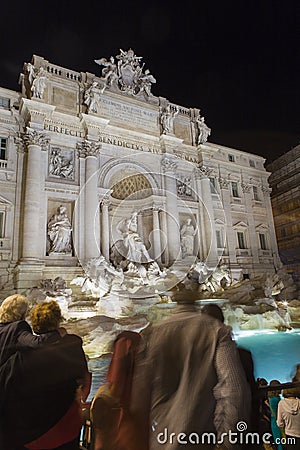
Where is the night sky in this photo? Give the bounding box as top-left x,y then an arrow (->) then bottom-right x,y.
1,0 -> 299,163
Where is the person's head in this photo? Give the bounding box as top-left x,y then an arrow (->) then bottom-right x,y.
30,300 -> 63,334
268,379 -> 281,397
282,387 -> 299,398
202,304 -> 224,323
171,283 -> 198,305
294,364 -> 300,379
257,378 -> 268,387
0,294 -> 29,323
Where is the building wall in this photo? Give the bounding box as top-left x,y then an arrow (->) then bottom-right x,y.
0,54 -> 280,295
267,146 -> 300,281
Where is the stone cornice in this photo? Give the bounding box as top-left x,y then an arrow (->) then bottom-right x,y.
19,98 -> 56,126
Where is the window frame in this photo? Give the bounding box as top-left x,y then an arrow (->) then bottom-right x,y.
259,233 -> 267,250
231,181 -> 239,198
0,137 -> 7,160
237,231 -> 247,249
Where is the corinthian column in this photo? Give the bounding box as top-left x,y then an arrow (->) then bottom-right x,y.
20,128 -> 49,261
196,165 -> 218,266
101,195 -> 110,261
152,205 -> 162,264
77,140 -> 101,260
162,157 -> 181,263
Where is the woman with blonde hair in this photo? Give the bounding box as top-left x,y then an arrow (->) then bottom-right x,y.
0,294 -> 63,366
0,295 -> 66,449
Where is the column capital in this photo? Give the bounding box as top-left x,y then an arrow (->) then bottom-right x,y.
218,177 -> 230,190
76,139 -> 101,158
15,127 -> 50,150
194,165 -> 213,180
161,156 -> 177,173
261,184 -> 272,196
241,182 -> 252,193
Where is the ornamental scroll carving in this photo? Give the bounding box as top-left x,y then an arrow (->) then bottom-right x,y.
177,176 -> 192,197
15,128 -> 50,150
198,165 -> 213,178
76,140 -> 101,158
161,157 -> 177,173
241,182 -> 252,193
261,184 -> 271,196
218,177 -> 230,189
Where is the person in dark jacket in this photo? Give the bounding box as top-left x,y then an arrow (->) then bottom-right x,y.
0,299 -> 90,450
0,294 -> 64,366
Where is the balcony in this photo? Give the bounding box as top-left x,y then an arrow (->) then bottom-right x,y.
0,238 -> 11,260
0,159 -> 8,169
236,248 -> 252,257
258,249 -> 272,257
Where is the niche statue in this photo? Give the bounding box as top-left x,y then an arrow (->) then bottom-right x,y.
47,205 -> 72,255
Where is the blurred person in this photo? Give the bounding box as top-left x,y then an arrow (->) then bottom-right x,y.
267,380 -> 284,450
131,288 -> 251,450
292,364 -> 300,382
1,300 -> 90,450
277,388 -> 300,449
90,330 -> 144,450
257,378 -> 272,443
202,303 -> 259,438
292,364 -> 300,398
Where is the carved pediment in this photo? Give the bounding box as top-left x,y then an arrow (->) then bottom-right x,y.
0,195 -> 13,210
233,221 -> 248,229
255,223 -> 269,231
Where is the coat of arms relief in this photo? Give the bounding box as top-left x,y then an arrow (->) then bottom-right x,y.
94,48 -> 156,98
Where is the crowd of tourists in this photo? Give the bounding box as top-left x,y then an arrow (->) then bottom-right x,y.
0,292 -> 299,450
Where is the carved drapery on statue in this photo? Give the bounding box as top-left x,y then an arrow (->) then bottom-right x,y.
94,48 -> 156,98
48,147 -> 74,179
159,104 -> 179,135
83,81 -> 101,113
24,62 -> 48,99
112,212 -> 153,266
192,112 -> 211,144
180,218 -> 196,257
47,205 -> 72,255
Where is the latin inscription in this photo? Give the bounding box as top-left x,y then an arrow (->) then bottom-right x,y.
44,123 -> 84,137
99,98 -> 157,131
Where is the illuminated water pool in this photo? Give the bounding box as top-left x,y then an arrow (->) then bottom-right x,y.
87,329 -> 300,399
234,328 -> 300,383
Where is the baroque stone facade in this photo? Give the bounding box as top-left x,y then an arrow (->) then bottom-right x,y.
0,50 -> 280,295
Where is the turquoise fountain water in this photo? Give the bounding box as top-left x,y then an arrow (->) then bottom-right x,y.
234,329 -> 300,383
